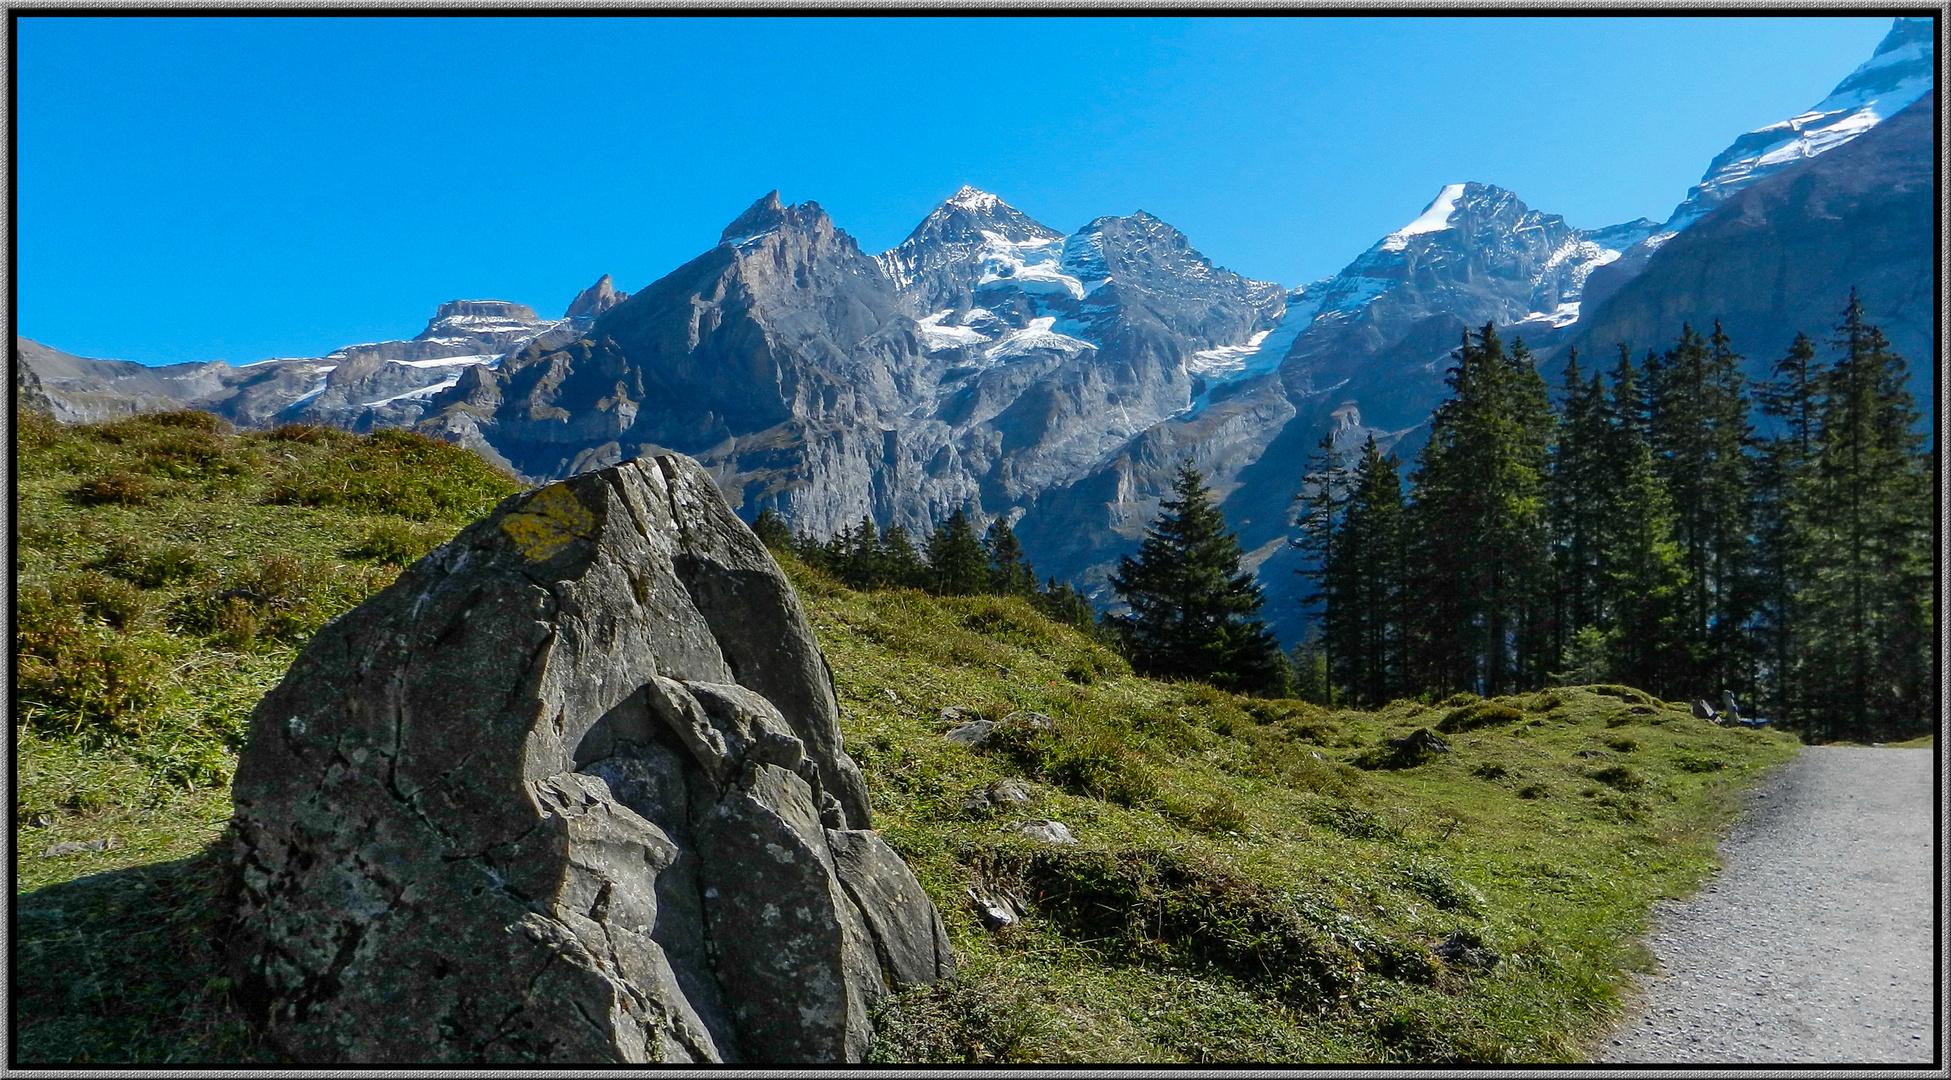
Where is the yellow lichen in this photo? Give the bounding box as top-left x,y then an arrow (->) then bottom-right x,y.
500,483 -> 596,561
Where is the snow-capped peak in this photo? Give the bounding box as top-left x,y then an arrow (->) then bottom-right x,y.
1380,183 -> 1469,252
947,185 -> 1005,212
1660,16 -> 1933,234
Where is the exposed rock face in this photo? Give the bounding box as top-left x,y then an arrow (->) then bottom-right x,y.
1020,182 -> 1658,640
1573,16 -> 1934,329
408,188 -> 1283,543
15,296 -> 569,433
1561,91 -> 1935,413
564,273 -> 629,325
227,453 -> 952,1063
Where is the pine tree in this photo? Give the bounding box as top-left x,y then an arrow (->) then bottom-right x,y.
1644,322 -> 1755,696
1111,462 -> 1285,693
1790,293 -> 1934,740
1294,431 -> 1352,695
1321,436 -> 1405,705
752,507 -> 792,553
925,510 -> 989,596
1402,324 -> 1554,696
1594,347 -> 1690,696
1546,348 -> 1611,671
1751,332 -> 1823,722
878,523 -> 928,590
984,518 -> 1038,597
1034,576 -> 1097,630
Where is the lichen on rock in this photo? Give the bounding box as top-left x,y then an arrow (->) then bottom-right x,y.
227,453 -> 952,1063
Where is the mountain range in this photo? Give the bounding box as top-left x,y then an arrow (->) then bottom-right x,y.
17,17 -> 1935,646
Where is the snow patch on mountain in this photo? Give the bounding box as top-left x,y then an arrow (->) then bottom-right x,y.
984,316 -> 1095,361
1381,183 -> 1467,251
914,310 -> 993,351
395,353 -> 501,370
1661,16 -> 1933,234
363,375 -> 463,408
947,185 -> 1004,212
975,233 -> 1086,299
1513,302 -> 1583,330
1189,330 -> 1274,378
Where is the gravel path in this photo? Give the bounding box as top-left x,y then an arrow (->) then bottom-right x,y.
1598,745 -> 1937,1064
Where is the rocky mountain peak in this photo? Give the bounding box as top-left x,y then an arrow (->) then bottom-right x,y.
424,299 -> 541,326
879,188 -> 1065,303
717,192 -> 847,259
1659,16 -> 1934,237
719,190 -> 789,244
564,273 -> 628,321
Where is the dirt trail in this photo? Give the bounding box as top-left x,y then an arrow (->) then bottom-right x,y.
1598,745 -> 1936,1064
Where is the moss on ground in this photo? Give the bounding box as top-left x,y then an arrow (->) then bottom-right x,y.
11,410 -> 1801,1064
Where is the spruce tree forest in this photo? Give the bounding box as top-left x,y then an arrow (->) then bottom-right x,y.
772,292 -> 1931,745
1297,293 -> 1934,743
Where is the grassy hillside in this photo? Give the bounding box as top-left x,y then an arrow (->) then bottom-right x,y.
12,410 -> 1801,1064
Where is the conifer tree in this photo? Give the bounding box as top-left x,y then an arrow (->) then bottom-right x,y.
1294,431 -> 1352,692
1644,322 -> 1755,695
984,518 -> 1039,597
1594,347 -> 1690,695
1111,463 -> 1285,693
1790,294 -> 1934,740
1751,332 -> 1823,721
1034,576 -> 1098,630
1546,349 -> 1610,669
1319,436 -> 1405,704
878,523 -> 928,590
925,510 -> 990,596
752,507 -> 792,553
1402,324 -> 1554,696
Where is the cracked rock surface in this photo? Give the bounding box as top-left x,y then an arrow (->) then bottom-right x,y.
1597,746 -> 1933,1064
228,454 -> 953,1063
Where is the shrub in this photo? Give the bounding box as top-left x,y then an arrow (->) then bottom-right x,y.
985,844 -> 1366,1010
1435,703 -> 1523,734
1392,859 -> 1487,916
14,611 -> 163,736
1042,731 -> 1158,808
174,555 -> 386,649
1588,764 -> 1644,791
1587,684 -> 1660,707
1166,791 -> 1250,835
94,538 -> 206,588
1311,803 -> 1399,841
72,471 -> 155,506
866,976 -> 1044,1063
346,520 -> 448,566
264,428 -> 519,522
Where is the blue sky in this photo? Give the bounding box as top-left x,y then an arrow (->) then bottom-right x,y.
16,14 -> 1901,365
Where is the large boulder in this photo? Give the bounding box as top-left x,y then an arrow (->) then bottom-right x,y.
227,453 -> 954,1063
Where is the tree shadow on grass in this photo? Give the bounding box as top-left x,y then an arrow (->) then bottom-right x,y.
12,844 -> 272,1064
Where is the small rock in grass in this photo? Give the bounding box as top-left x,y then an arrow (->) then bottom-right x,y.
967,884 -> 1022,930
943,718 -> 996,747
1387,729 -> 1450,755
999,710 -> 1056,734
1432,929 -> 1499,970
1009,819 -> 1077,845
961,778 -> 1036,814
